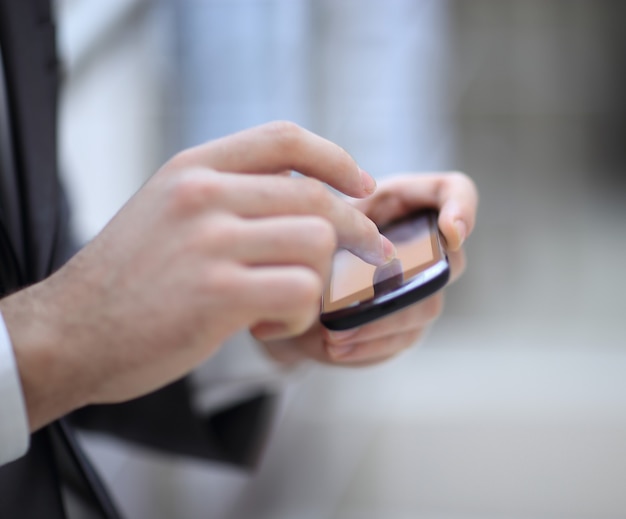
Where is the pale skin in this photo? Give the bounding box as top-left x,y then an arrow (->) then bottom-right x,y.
0,121 -> 478,432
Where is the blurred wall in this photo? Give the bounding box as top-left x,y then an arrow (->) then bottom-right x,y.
58,0 -> 171,243
447,0 -> 626,326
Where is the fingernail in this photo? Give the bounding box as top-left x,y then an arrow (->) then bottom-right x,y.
328,328 -> 360,343
454,220 -> 467,247
328,341 -> 357,359
359,168 -> 377,194
381,235 -> 397,262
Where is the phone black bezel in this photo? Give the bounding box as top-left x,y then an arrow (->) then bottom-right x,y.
320,211 -> 450,331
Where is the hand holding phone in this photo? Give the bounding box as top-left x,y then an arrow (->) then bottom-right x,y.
321,211 -> 449,330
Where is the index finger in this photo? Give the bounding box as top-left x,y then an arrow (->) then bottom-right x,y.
188,171 -> 396,266
170,121 -> 377,199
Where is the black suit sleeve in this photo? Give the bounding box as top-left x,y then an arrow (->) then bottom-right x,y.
69,379 -> 276,469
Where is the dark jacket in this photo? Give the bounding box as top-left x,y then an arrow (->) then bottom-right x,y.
0,1 -> 273,516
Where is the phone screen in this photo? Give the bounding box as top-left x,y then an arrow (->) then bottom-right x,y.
322,213 -> 443,313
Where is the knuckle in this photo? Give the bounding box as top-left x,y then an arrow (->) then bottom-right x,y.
198,214 -> 239,252
187,211 -> 245,261
263,120 -> 303,149
165,148 -> 199,172
447,170 -> 467,182
305,217 -> 337,255
290,270 -> 323,317
165,177 -> 197,216
178,211 -> 241,260
296,271 -> 323,306
199,263 -> 242,299
166,171 -> 222,215
284,273 -> 322,336
358,212 -> 381,244
302,177 -> 331,211
448,171 -> 479,197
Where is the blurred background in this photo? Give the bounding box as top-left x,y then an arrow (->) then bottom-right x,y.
55,0 -> 626,518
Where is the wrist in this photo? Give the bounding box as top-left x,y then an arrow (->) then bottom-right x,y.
0,278 -> 93,431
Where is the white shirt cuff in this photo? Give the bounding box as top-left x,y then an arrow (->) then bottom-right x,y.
0,310 -> 29,465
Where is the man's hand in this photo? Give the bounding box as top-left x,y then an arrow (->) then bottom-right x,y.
0,121 -> 396,431
258,172 -> 478,366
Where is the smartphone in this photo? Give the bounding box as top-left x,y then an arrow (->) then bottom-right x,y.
320,210 -> 449,330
